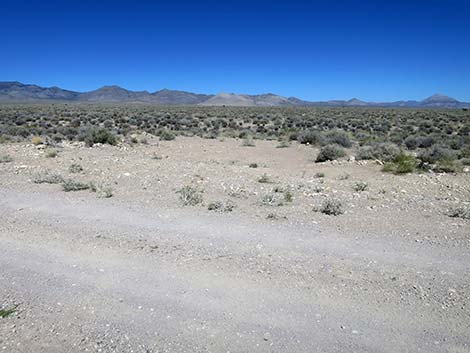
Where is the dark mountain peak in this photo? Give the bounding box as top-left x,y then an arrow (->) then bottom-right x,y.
96,85 -> 128,91
346,98 -> 368,106
422,94 -> 459,103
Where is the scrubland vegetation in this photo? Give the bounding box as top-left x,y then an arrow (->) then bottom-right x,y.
0,104 -> 468,175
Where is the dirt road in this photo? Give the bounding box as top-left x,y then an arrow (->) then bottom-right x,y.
1,187 -> 469,353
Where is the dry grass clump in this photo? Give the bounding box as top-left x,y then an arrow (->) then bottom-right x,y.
177,185 -> 203,206
314,198 -> 345,216
32,170 -> 64,184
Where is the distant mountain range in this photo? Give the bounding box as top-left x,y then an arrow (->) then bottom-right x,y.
0,81 -> 469,108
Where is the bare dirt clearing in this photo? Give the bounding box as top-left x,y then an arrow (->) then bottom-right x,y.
1,136 -> 469,352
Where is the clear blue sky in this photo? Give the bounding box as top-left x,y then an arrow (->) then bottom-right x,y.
1,0 -> 469,101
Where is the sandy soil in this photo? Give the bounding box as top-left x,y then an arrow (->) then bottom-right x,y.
0,136 -> 469,352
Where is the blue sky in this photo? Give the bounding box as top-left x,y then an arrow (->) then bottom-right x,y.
1,0 -> 469,101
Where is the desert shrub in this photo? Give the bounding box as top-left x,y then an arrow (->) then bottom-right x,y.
89,183 -> 113,198
315,199 -> 344,216
84,128 -> 117,147
31,136 -> 43,145
353,181 -> 368,192
356,143 -> 400,161
0,305 -> 18,318
207,200 -> 235,212
261,193 -> 280,206
419,145 -> 457,164
45,149 -> 58,158
283,190 -> 294,203
276,140 -> 290,148
0,154 -> 13,163
297,130 -> 324,145
460,158 -> 470,166
416,135 -> 435,148
32,170 -> 64,184
242,134 -> 255,147
159,129 -> 175,141
62,179 -> 90,192
447,203 -> 470,220
249,163 -> 258,168
258,173 -> 272,183
324,130 -> 352,148
316,144 -> 346,162
69,163 -> 83,173
404,136 -> 418,150
177,185 -> 203,206
383,153 -> 418,174
433,159 -> 462,173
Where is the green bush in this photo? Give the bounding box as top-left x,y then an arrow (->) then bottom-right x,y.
159,129 -> 176,141
84,128 -> 117,147
419,145 -> 457,164
297,130 -> 324,145
433,159 -> 462,173
357,143 -> 400,162
324,130 -> 352,148
316,144 -> 346,162
383,153 -> 418,174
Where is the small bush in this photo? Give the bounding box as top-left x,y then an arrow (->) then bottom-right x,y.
419,146 -> 457,164
283,190 -> 294,203
383,153 -> 419,174
404,136 -> 418,150
297,130 -> 324,145
261,193 -> 279,206
62,179 -> 90,192
356,143 -> 400,162
69,163 -> 83,173
447,204 -> 470,220
460,158 -> 470,166
177,185 -> 203,206
249,163 -> 258,168
276,140 -> 290,148
324,130 -> 352,148
258,173 -> 272,183
242,135 -> 255,147
0,154 -> 13,163
316,199 -> 344,216
0,305 -> 18,318
353,181 -> 368,192
433,159 -> 462,173
159,129 -> 176,141
316,144 -> 346,162
32,170 -> 64,184
89,183 -> 113,198
31,136 -> 43,145
45,149 -> 58,158
84,128 -> 117,147
207,200 -> 235,212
